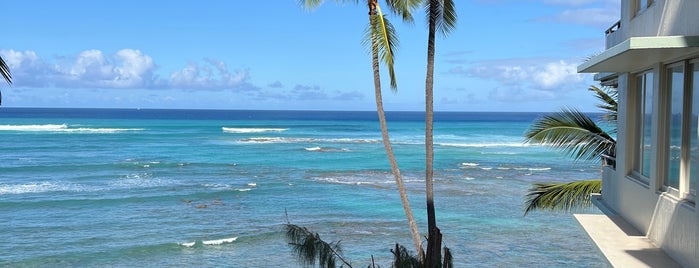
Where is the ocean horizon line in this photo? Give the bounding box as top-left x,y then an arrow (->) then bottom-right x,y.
0,106 -> 601,114
0,107 -> 607,122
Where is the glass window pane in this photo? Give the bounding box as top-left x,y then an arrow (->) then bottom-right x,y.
638,0 -> 649,12
667,66 -> 683,189
691,63 -> 699,196
641,73 -> 653,177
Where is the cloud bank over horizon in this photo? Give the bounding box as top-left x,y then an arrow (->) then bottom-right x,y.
0,48 -> 369,109
0,49 -> 255,91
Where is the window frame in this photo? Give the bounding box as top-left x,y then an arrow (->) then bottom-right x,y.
634,0 -> 653,16
631,70 -> 654,183
660,59 -> 698,203
663,62 -> 685,193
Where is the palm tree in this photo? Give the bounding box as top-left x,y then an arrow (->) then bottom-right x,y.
0,56 -> 12,106
285,222 -> 448,267
422,1 -> 456,266
285,223 -> 353,268
523,85 -> 617,215
0,56 -> 10,85
300,0 -> 423,256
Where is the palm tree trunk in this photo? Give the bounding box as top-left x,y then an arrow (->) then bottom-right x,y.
368,2 -> 423,259
425,0 -> 441,266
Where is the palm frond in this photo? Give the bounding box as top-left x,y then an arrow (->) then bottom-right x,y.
426,0 -> 457,37
524,108 -> 616,162
523,180 -> 602,215
1,56 -> 12,85
285,223 -> 352,268
589,85 -> 617,123
299,0 -> 359,10
391,243 -> 422,268
363,13 -> 399,90
384,0 -> 422,23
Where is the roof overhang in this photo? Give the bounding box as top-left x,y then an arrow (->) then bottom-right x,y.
578,36 -> 699,73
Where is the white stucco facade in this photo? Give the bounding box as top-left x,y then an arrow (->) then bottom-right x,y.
578,0 -> 699,267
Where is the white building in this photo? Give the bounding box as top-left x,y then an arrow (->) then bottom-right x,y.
577,0 -> 699,267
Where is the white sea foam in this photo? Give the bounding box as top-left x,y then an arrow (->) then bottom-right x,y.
238,137 -> 289,143
179,241 -> 196,247
222,127 -> 288,133
314,177 -> 375,186
438,142 -> 528,148
0,181 -> 96,194
238,137 -> 379,144
0,124 -> 68,131
247,183 -> 257,187
0,124 -> 143,133
461,162 -> 479,167
202,237 -> 238,245
61,127 -> 144,133
305,147 -> 349,152
0,182 -> 61,194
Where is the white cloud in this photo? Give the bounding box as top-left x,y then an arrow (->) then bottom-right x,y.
0,49 -> 258,91
52,49 -> 157,88
537,8 -> 619,28
448,58 -> 589,104
532,60 -> 584,89
453,58 -> 584,90
532,0 -> 620,28
168,60 -> 250,90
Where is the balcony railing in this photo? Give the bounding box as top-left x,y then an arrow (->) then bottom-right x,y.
605,20 -> 621,35
601,154 -> 616,169
605,20 -> 623,49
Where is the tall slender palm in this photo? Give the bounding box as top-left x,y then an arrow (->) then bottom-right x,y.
423,1 -> 456,266
523,85 -> 617,215
0,56 -> 12,106
300,0 -> 423,257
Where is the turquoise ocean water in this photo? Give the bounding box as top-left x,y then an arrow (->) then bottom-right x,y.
0,108 -> 608,267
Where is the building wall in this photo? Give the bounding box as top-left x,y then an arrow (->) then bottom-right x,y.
647,195 -> 698,267
609,0 -> 699,49
606,67 -> 699,268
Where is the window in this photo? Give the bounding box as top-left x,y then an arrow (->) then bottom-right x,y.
662,60 -> 698,201
666,65 -> 684,190
634,71 -> 653,180
690,62 -> 699,198
635,0 -> 652,15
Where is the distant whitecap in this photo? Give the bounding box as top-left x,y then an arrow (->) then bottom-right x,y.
0,124 -> 143,133
179,241 -> 196,247
202,237 -> 238,245
222,127 -> 287,133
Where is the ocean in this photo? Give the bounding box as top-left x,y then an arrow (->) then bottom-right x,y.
0,108 -> 609,267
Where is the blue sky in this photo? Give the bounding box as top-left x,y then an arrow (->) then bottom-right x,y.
2,0 -> 619,112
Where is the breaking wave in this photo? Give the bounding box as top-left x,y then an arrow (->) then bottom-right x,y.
222,127 -> 288,133
0,124 -> 143,133
179,236 -> 238,247
238,137 -> 379,144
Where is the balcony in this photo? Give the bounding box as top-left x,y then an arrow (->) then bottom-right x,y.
605,20 -> 623,49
